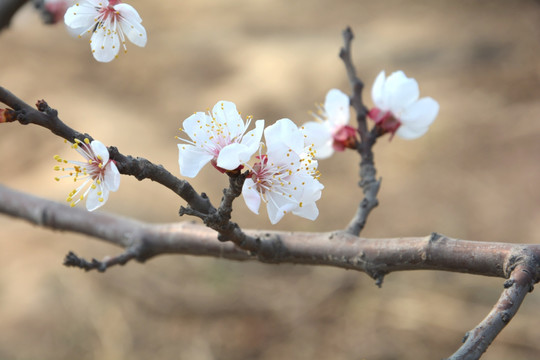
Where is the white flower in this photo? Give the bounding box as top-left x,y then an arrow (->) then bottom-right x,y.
369,70 -> 439,139
242,118 -> 324,224
301,89 -> 356,159
54,138 -> 120,211
177,101 -> 264,178
64,0 -> 147,62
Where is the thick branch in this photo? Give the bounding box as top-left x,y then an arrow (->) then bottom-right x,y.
2,183 -> 540,282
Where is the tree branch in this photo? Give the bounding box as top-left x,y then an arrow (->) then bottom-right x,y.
2,183 -> 539,282
446,261 -> 538,359
0,0 -> 28,32
339,27 -> 382,236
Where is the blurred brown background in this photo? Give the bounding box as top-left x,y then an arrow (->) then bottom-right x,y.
1,0 -> 540,359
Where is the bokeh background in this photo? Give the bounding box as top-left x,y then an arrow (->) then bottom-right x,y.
1,0 -> 540,359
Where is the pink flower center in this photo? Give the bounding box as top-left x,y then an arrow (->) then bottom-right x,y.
332,125 -> 358,152
98,1 -> 122,21
250,155 -> 273,192
368,108 -> 401,138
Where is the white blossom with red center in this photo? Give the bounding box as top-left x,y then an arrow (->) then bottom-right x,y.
64,0 -> 147,62
368,70 -> 439,139
177,101 -> 264,178
301,88 -> 356,159
242,118 -> 324,224
54,138 -> 120,211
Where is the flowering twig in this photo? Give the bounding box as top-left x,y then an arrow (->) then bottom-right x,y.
339,27 -> 381,236
0,86 -> 213,214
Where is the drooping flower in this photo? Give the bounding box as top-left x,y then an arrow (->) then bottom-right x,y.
368,70 -> 439,139
64,0 -> 147,62
242,118 -> 324,224
301,88 -> 357,159
54,138 -> 120,211
177,101 -> 264,178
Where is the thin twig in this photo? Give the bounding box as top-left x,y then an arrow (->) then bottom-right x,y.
339,27 -> 381,236
446,260 -> 538,360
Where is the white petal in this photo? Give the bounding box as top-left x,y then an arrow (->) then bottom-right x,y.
212,101 -> 244,138
396,125 -> 429,140
115,4 -> 147,47
64,3 -> 98,29
371,71 -> 386,109
216,143 -> 249,170
86,185 -> 108,212
182,112 -> 212,142
387,74 -> 419,113
178,144 -> 214,178
301,121 -> 333,159
104,161 -> 121,192
292,202 -> 319,220
265,118 -> 303,155
242,179 -> 261,214
90,140 -> 109,163
266,193 -> 297,224
90,23 -> 121,62
239,119 -> 264,154
400,97 -> 439,128
324,89 -> 350,127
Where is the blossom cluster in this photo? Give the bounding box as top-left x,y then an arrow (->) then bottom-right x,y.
53,69 -> 437,226
177,101 -> 324,224
301,71 -> 439,159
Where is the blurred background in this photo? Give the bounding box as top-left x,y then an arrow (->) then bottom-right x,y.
1,0 -> 540,359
